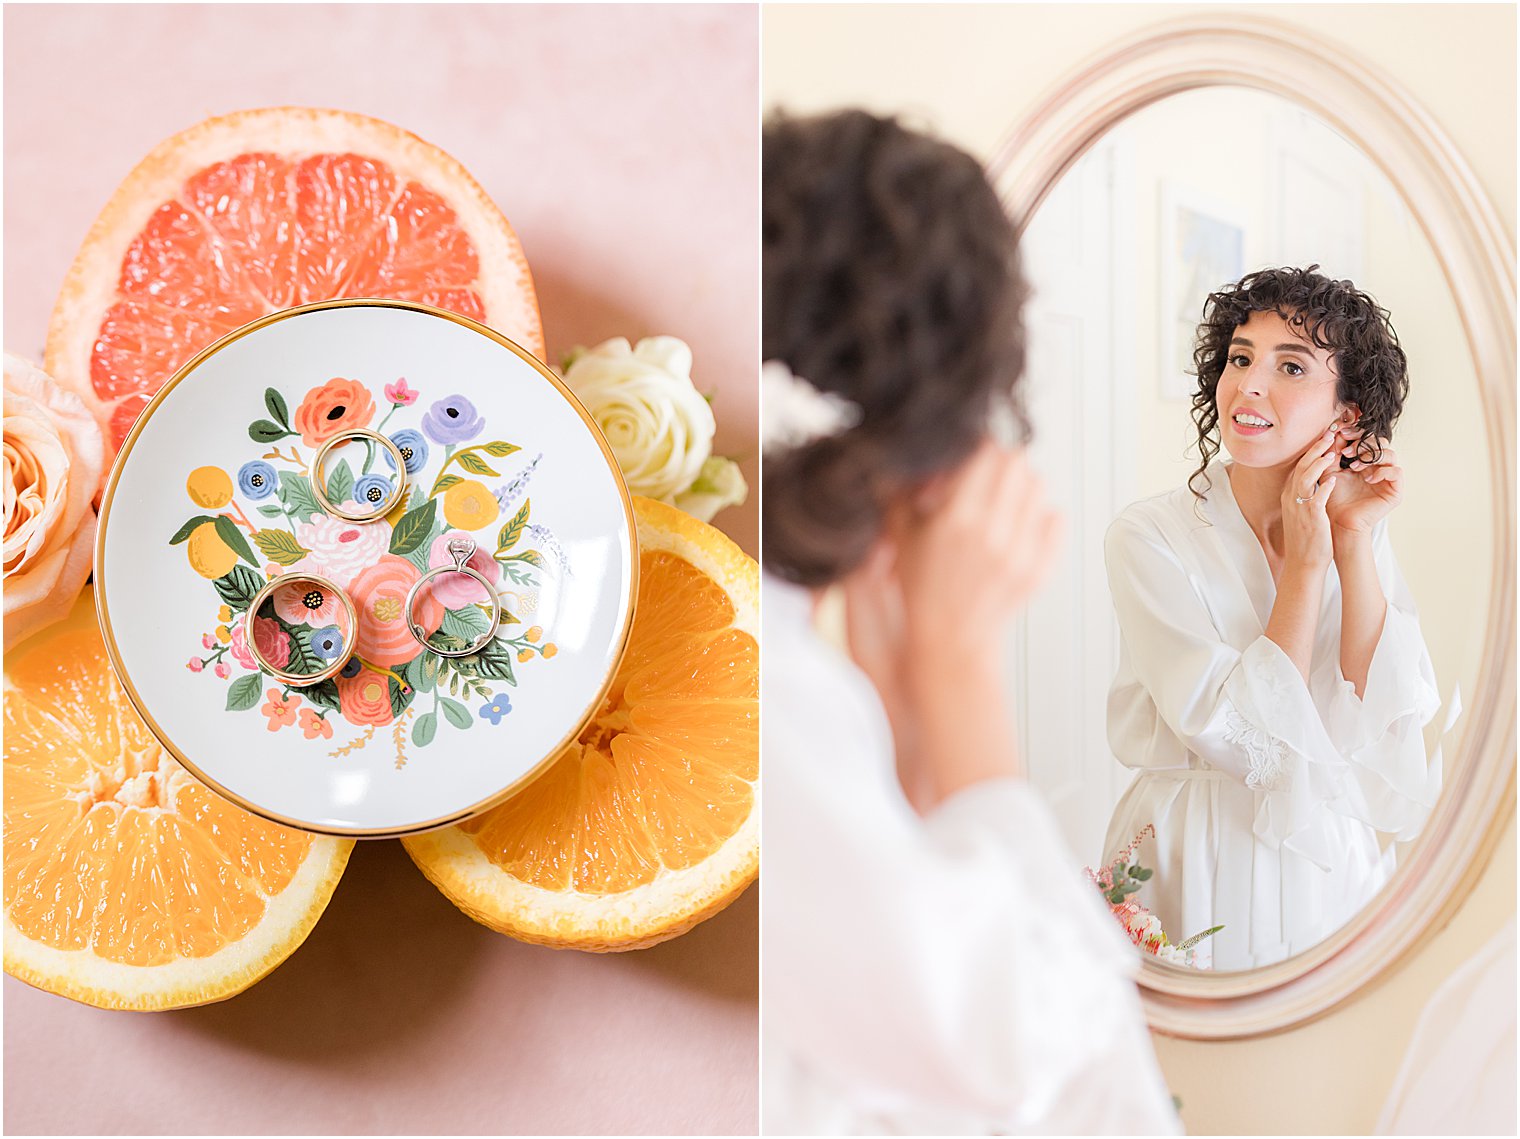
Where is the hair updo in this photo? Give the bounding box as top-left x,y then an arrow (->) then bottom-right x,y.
1189,264 -> 1409,499
762,110 -> 1030,587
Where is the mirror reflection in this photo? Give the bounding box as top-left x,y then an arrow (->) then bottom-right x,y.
1015,87 -> 1479,972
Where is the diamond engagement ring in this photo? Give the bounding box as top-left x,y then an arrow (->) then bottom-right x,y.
405,535 -> 502,658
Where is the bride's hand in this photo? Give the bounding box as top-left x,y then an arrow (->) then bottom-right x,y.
1327,429 -> 1403,536
895,441 -> 1064,666
1281,426 -> 1339,568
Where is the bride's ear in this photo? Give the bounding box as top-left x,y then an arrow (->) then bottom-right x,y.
1337,403 -> 1362,430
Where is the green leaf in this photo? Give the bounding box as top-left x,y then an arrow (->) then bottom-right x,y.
388,676 -> 414,719
326,458 -> 355,506
283,627 -> 323,679
440,697 -> 472,730
412,711 -> 438,747
305,680 -> 342,712
252,528 -> 310,566
256,504 -> 285,518
449,639 -> 517,686
496,499 -> 530,553
213,565 -> 265,611
169,515 -> 217,545
249,419 -> 289,443
225,673 -> 263,712
1176,925 -> 1225,951
456,451 -> 498,477
482,441 -> 521,457
213,515 -> 260,568
442,606 -> 490,643
278,472 -> 322,522
389,498 -> 438,555
430,473 -> 463,498
264,387 -> 289,428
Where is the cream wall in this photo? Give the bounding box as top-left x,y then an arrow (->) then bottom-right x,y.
764,5 -> 1515,1134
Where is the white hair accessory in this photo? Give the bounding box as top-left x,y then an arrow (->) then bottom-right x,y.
761,360 -> 861,457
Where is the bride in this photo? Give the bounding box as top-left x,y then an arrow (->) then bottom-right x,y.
762,109 -> 1178,1133
1102,266 -> 1443,972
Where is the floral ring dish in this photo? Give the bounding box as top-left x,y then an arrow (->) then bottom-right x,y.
407,535 -> 501,658
244,572 -> 357,686
310,427 -> 410,522
94,299 -> 638,837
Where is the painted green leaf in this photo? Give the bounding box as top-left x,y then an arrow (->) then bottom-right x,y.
213,515 -> 261,567
264,387 -> 290,428
252,528 -> 310,566
249,419 -> 288,443
439,697 -> 472,731
389,498 -> 438,555
496,499 -> 530,553
388,676 -> 414,719
283,627 -> 323,679
431,473 -> 463,498
213,565 -> 264,611
482,441 -> 520,457
225,673 -> 263,712
305,680 -> 342,712
169,515 -> 217,545
326,458 -> 355,506
412,710 -> 438,747
256,504 -> 285,518
450,639 -> 517,686
501,562 -> 538,587
504,549 -> 546,568
278,472 -> 322,522
455,451 -> 498,478
442,606 -> 490,643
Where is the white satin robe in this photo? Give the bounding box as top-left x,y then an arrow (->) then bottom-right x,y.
1102,462 -> 1442,972
763,575 -> 1180,1135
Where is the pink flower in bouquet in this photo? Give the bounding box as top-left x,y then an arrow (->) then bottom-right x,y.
228,624 -> 258,670
292,513 -> 391,589
261,688 -> 299,731
186,657 -> 204,673
271,575 -> 347,628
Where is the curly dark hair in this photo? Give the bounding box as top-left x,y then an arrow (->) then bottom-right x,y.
1188,264 -> 1409,500
763,109 -> 1030,586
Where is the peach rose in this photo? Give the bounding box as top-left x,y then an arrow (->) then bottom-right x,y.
292,378 -> 376,448
349,554 -> 443,667
4,355 -> 106,650
337,669 -> 395,726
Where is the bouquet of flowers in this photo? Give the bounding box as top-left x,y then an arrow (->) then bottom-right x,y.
1086,825 -> 1222,969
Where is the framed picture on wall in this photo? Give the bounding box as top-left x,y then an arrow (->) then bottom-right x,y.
1159,183 -> 1246,401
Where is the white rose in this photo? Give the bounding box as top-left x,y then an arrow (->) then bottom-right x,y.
673,457 -> 749,523
563,336 -> 716,502
4,354 -> 106,650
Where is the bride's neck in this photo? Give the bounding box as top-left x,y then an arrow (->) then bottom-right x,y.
1225,461 -> 1294,558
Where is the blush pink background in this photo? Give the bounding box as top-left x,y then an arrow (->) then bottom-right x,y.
2,5 -> 758,1134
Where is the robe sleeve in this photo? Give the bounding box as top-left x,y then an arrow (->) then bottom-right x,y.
1104,512 -> 1438,870
1321,521 -> 1443,839
763,657 -> 1180,1133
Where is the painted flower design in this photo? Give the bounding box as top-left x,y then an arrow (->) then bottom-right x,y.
228,624 -> 258,671
298,708 -> 334,741
293,378 -> 376,447
352,474 -> 395,511
291,513 -> 391,588
425,530 -> 502,608
421,395 -> 484,444
337,669 -> 395,726
479,695 -> 512,725
387,428 -> 429,474
237,460 -> 278,500
251,616 -> 291,670
441,479 -> 499,531
350,554 -> 442,666
309,625 -> 346,662
262,689 -> 299,731
384,377 -> 418,406
271,578 -> 346,629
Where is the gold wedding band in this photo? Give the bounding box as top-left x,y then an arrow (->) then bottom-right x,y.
244,572 -> 358,686
310,428 -> 410,522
